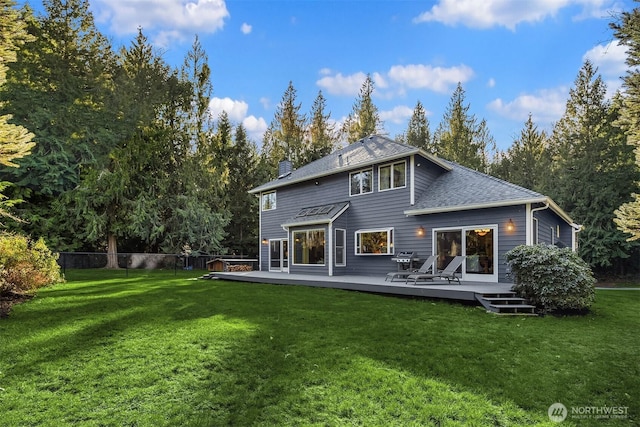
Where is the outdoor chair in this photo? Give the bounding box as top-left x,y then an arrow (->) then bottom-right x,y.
406,255 -> 465,285
385,255 -> 437,282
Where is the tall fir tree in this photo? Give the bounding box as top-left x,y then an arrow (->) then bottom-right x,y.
0,0 -> 35,222
546,61 -> 639,272
342,74 -> 382,143
432,83 -> 495,172
262,81 -> 307,173
0,0 -> 118,246
611,5 -> 640,242
397,100 -> 432,152
223,123 -> 261,256
491,114 -> 549,192
305,90 -> 339,163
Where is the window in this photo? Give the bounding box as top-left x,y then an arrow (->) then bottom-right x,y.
335,228 -> 346,266
355,228 -> 393,255
350,168 -> 373,196
379,161 -> 406,191
293,229 -> 325,265
261,191 -> 276,211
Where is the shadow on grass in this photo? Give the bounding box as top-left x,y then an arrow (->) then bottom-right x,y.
3,272 -> 638,426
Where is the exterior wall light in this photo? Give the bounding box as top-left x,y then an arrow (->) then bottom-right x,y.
506,219 -> 515,232
262,238 -> 268,245
417,226 -> 425,237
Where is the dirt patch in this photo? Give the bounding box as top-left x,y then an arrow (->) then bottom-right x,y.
0,293 -> 33,318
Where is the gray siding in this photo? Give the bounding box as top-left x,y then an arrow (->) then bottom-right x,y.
258,154 -> 535,282
534,207 -> 574,249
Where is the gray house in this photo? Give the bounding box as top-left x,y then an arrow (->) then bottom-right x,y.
249,135 -> 578,283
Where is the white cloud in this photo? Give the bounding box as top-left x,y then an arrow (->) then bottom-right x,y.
93,0 -> 229,41
209,97 -> 248,123
583,41 -> 628,78
487,87 -> 569,124
241,23 -> 252,34
387,64 -> 474,93
412,0 -> 615,30
243,115 -> 268,142
487,78 -> 496,88
317,64 -> 473,98
380,105 -> 415,125
316,72 -> 369,96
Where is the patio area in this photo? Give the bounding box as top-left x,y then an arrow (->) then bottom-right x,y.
206,271 -> 520,306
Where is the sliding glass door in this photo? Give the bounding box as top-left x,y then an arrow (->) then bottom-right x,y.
434,226 -> 497,282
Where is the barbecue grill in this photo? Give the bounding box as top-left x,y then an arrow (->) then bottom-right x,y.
391,251 -> 419,271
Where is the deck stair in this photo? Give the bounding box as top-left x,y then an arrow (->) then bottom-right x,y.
475,292 -> 537,315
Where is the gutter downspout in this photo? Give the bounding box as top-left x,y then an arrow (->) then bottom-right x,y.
529,202 -> 550,246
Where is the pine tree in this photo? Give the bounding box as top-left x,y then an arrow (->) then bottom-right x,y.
305,90 -> 338,163
0,0 -> 118,245
611,6 -> 640,242
223,123 -> 261,256
398,100 -> 432,152
0,0 -> 35,222
262,81 -> 306,173
546,62 -> 639,272
432,83 -> 495,171
491,114 -> 549,191
342,74 -> 382,143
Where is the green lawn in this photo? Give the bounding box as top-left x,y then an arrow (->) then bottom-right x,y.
1,270 -> 638,426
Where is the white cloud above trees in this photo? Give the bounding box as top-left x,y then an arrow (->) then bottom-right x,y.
487,87 -> 569,125
92,0 -> 229,45
413,0 -> 618,30
316,64 -> 473,97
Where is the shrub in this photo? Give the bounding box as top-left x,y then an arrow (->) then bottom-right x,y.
505,244 -> 596,313
0,233 -> 64,296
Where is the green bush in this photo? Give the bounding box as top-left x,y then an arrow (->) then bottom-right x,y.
505,244 -> 596,313
0,233 -> 64,296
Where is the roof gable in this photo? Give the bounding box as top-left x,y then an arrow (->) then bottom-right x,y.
249,135 -> 450,194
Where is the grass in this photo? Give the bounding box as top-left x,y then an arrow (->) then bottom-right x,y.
1,270 -> 638,426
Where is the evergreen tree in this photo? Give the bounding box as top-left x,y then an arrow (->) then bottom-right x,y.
262,81 -> 307,173
305,90 -> 339,163
0,0 -> 117,246
611,5 -> 640,242
546,62 -> 639,272
398,100 -> 432,152
491,114 -> 549,191
342,74 -> 382,143
432,83 -> 495,171
223,123 -> 261,256
0,0 -> 35,222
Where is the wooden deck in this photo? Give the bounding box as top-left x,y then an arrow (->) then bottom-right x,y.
207,271 -> 515,303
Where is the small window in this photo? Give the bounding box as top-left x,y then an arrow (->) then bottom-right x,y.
379,161 -> 406,191
335,228 -> 346,266
350,168 -> 373,196
262,191 -> 276,211
355,228 -> 394,255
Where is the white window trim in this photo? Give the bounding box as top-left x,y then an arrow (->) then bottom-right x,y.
378,160 -> 407,192
261,191 -> 276,211
292,228 -> 326,266
349,168 -> 374,196
335,228 -> 346,267
355,227 -> 394,256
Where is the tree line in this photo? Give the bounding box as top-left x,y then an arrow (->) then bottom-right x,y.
1,0 -> 639,276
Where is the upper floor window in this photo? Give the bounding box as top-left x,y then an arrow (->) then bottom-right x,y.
262,191 -> 276,211
379,161 -> 406,191
350,168 -> 373,196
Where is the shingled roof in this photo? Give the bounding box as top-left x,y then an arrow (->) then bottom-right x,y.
405,159 -> 573,223
249,135 -> 450,194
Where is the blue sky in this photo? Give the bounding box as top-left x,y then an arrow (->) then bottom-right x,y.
28,0 -> 634,150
